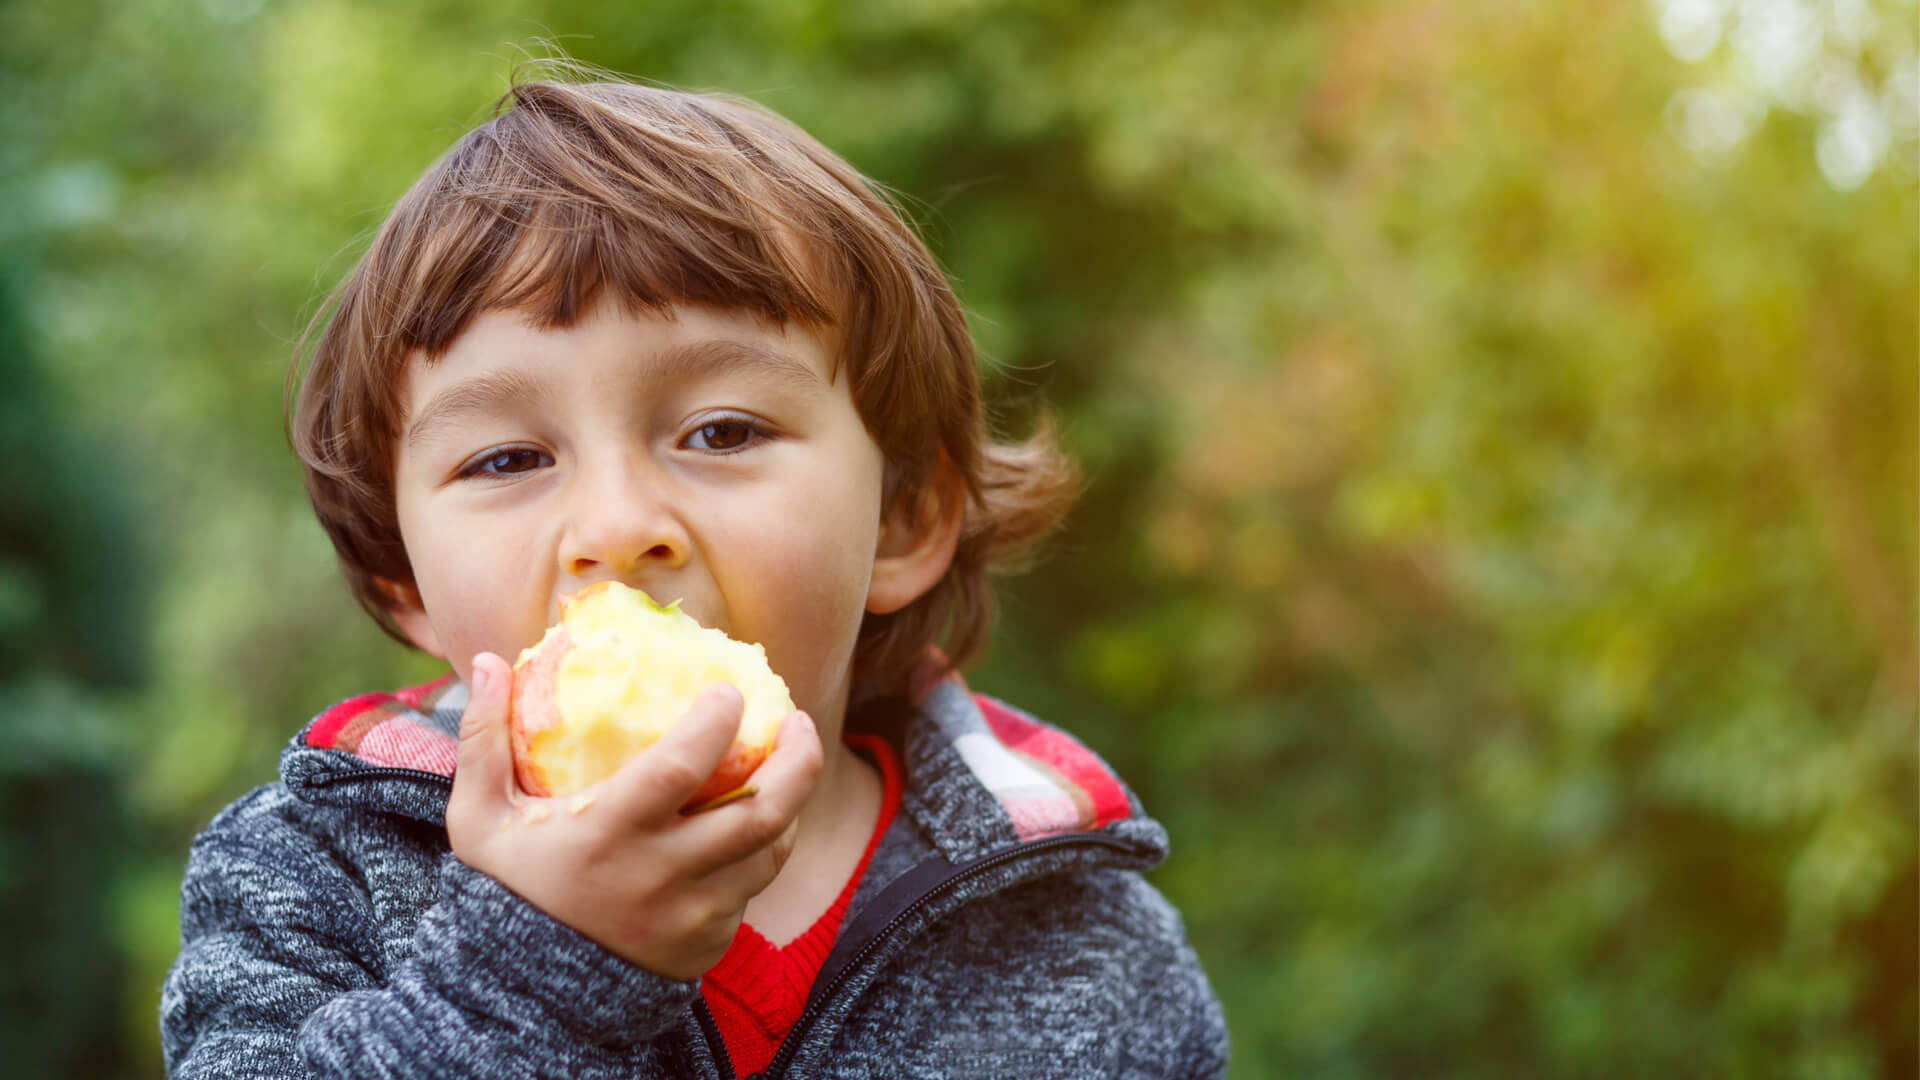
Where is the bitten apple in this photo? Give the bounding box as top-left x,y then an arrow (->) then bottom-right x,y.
508,581 -> 793,810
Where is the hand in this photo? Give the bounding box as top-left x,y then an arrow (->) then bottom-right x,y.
444,652 -> 824,981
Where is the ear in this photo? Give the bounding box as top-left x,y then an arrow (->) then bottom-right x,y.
866,455 -> 966,616
375,577 -> 448,659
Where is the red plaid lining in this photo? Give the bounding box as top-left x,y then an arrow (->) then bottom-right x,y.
305,674 -> 461,776
975,694 -> 1132,838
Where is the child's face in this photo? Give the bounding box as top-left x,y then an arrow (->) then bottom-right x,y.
387,298 -> 896,730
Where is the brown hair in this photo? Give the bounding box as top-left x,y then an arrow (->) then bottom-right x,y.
289,71 -> 1076,701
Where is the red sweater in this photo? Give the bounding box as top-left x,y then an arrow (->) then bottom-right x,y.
699,735 -> 902,1076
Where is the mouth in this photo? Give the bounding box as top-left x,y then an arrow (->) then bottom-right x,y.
550,584 -> 722,636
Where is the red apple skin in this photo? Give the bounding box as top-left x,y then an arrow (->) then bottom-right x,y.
692,742 -> 768,810
508,624 -> 570,799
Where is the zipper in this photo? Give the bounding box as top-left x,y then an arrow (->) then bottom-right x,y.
755,832 -> 1141,1080
693,997 -> 738,1080
296,763 -> 456,811
303,764 -> 453,787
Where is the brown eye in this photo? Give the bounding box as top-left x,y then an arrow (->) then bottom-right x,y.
684,417 -> 762,452
459,447 -> 552,479
495,449 -> 545,472
699,422 -> 746,449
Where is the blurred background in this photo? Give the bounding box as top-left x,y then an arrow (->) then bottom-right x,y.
2,0 -> 1914,1076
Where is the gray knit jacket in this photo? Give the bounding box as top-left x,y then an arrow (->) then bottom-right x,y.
161,673 -> 1229,1078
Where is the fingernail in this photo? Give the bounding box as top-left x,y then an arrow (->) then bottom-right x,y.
471,662 -> 491,694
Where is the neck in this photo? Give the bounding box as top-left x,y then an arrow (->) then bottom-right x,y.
741,704 -> 883,944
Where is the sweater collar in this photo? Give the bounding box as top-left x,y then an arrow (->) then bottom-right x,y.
280,665 -> 1165,865
892,674 -> 1156,863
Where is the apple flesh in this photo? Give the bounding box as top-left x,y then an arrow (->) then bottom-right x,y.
508,581 -> 792,810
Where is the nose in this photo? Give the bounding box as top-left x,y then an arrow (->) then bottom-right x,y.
558,458 -> 690,580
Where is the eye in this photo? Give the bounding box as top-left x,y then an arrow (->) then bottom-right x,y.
457,446 -> 553,480
682,415 -> 766,453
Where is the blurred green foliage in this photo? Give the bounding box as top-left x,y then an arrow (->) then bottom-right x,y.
2,0 -> 1913,1076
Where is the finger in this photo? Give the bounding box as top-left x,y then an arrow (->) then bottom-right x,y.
447,653 -> 518,846
679,710 -> 821,874
699,831 -> 792,909
599,682 -> 745,821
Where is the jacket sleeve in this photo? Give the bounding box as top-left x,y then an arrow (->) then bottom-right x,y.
1114,883 -> 1230,1080
161,816 -> 700,1079
1117,938 -> 1229,1079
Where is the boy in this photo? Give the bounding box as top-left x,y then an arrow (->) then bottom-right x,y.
162,73 -> 1228,1079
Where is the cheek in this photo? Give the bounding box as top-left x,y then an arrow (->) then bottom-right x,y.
404,518 -> 549,667
752,524 -> 873,632
735,496 -> 879,689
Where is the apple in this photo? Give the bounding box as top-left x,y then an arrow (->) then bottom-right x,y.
508,581 -> 793,810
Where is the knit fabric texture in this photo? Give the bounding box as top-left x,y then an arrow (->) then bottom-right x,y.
162,671 -> 1230,1078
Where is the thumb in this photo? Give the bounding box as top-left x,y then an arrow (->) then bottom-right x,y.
448,653 -> 518,835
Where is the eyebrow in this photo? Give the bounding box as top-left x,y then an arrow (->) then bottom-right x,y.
646,339 -> 826,394
404,369 -> 552,450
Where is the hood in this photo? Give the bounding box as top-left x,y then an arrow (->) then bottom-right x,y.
280,665 -> 1168,866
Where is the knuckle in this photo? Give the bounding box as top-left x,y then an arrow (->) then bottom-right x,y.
653,756 -> 704,793
795,736 -> 825,776
457,706 -> 494,743
768,829 -> 797,869
691,893 -> 727,930
743,801 -> 788,847
749,846 -> 786,894
671,891 -> 725,938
